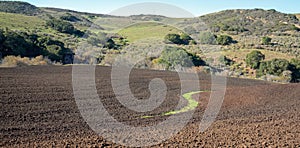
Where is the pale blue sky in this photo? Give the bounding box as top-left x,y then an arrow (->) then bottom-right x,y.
22,0 -> 299,17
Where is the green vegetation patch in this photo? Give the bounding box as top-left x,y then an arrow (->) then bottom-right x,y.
0,12 -> 45,30
118,22 -> 182,42
142,91 -> 206,118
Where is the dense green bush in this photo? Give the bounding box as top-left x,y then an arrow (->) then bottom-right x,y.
164,33 -> 193,45
104,38 -> 116,49
290,58 -> 300,70
46,19 -> 75,34
216,35 -> 234,45
0,29 -> 72,62
164,34 -> 182,45
262,36 -> 272,45
218,55 -> 234,66
257,58 -> 300,82
289,58 -> 300,82
268,59 -> 290,75
156,46 -> 205,70
257,58 -> 290,76
180,33 -> 192,45
256,61 -> 268,77
0,29 -> 5,43
1,30 -> 44,57
60,13 -> 81,22
246,50 -> 265,69
46,18 -> 83,36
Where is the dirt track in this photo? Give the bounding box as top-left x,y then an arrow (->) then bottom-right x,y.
0,66 -> 300,147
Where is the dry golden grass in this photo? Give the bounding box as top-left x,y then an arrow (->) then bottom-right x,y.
296,14 -> 300,20
1,55 -> 51,67
205,49 -> 296,63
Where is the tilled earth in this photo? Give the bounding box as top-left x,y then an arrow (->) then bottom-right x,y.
0,66 -> 300,147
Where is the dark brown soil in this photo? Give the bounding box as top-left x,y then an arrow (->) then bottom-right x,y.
0,66 -> 299,147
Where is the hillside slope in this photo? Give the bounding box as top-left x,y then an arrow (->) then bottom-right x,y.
0,1 -> 41,16
183,9 -> 300,36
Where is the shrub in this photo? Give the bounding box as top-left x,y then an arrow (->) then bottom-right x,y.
60,13 -> 81,22
257,61 -> 268,77
289,58 -> 300,82
218,55 -> 233,66
164,33 -> 193,45
246,50 -> 265,69
46,18 -> 83,35
104,38 -> 116,49
156,46 -> 205,70
262,36 -> 272,45
180,33 -> 192,45
0,29 -> 5,44
216,35 -> 234,45
290,58 -> 300,70
164,34 -> 181,44
268,59 -> 290,76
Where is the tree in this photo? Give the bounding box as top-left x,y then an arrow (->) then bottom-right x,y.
2,31 -> 28,56
290,58 -> 300,82
268,59 -> 290,76
257,61 -> 268,77
290,58 -> 300,70
216,35 -> 234,45
199,32 -> 216,45
245,50 -> 265,69
262,36 -> 272,45
104,38 -> 116,49
0,29 -> 5,44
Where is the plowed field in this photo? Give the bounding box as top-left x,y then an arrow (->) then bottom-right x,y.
1,66 -> 300,147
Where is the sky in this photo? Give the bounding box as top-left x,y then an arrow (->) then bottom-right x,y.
22,0 -> 300,17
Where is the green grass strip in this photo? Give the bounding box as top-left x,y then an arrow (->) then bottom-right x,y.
141,91 -> 206,118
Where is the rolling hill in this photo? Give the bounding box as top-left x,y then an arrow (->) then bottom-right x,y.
0,1 -> 41,16
195,9 -> 300,36
0,1 -> 299,83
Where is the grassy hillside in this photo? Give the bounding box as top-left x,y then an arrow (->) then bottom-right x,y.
118,22 -> 183,42
0,12 -> 45,30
